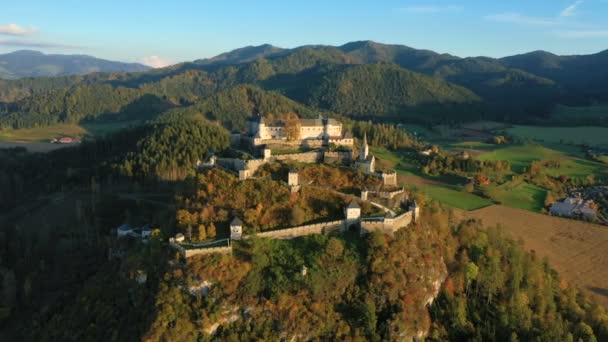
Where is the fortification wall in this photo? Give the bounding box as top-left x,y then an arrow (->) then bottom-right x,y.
255,219 -> 345,239
216,158 -> 245,170
254,139 -> 324,149
360,210 -> 413,234
369,188 -> 406,199
185,246 -> 233,258
360,220 -> 386,234
244,159 -> 268,174
216,157 -> 268,175
393,211 -> 413,228
274,151 -> 323,163
324,151 -> 352,165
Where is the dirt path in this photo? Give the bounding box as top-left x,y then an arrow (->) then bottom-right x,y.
456,205 -> 608,307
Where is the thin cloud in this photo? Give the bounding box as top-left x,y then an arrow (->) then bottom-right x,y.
0,23 -> 38,36
560,0 -> 584,17
557,29 -> 608,38
138,55 -> 172,68
397,5 -> 462,14
0,38 -> 82,49
484,12 -> 555,26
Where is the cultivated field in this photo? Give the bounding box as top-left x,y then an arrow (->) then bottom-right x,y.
458,205 -> 608,307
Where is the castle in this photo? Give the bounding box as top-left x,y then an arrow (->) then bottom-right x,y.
244,114 -> 354,147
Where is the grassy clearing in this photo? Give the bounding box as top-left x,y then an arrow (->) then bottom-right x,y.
507,125 -> 608,147
477,143 -> 607,179
0,124 -> 88,142
483,181 -> 546,212
372,147 -> 492,210
417,185 -> 493,210
477,144 -> 560,173
0,120 -> 142,142
544,158 -> 608,179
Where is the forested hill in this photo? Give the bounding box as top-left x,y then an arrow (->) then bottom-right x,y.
0,41 -> 607,130
0,50 -> 150,79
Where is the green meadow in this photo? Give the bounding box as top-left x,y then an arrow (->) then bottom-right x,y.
0,121 -> 143,142
477,144 -> 561,173
417,185 -> 493,210
483,181 -> 546,212
506,125 -> 608,147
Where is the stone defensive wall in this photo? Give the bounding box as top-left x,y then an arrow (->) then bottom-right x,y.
254,219 -> 345,239
170,242 -> 233,258
369,188 -> 407,199
274,151 -> 324,163
184,246 -> 233,258
361,210 -> 413,235
215,150 -> 353,178
323,151 -> 353,165
216,157 -> 268,174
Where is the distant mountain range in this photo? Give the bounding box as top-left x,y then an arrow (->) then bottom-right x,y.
0,41 -> 607,130
0,50 -> 150,79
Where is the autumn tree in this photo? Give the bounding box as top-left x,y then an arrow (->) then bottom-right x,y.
282,112 -> 301,141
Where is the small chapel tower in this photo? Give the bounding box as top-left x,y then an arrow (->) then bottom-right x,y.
359,133 -> 369,161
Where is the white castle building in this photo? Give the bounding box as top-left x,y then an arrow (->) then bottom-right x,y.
245,114 -> 353,147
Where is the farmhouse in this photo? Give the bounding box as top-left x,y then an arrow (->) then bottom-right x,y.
550,197 -> 597,221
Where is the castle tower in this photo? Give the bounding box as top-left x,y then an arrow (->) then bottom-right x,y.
239,166 -> 250,181
409,200 -> 420,223
288,168 -> 300,193
288,168 -> 299,186
230,217 -> 243,240
360,188 -> 369,201
344,200 -> 361,231
257,115 -> 269,140
263,147 -> 272,160
381,170 -> 397,187
359,133 -> 369,161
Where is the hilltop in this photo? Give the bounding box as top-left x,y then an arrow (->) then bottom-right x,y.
1,40 -> 607,136
0,50 -> 150,79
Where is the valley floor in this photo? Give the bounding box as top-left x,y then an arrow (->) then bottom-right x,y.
457,205 -> 608,307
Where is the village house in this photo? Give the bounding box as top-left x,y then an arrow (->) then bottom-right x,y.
550,197 -> 597,221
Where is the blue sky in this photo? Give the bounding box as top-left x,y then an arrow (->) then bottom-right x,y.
1,0 -> 607,67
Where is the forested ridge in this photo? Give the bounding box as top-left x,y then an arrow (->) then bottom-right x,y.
3,41 -> 606,130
